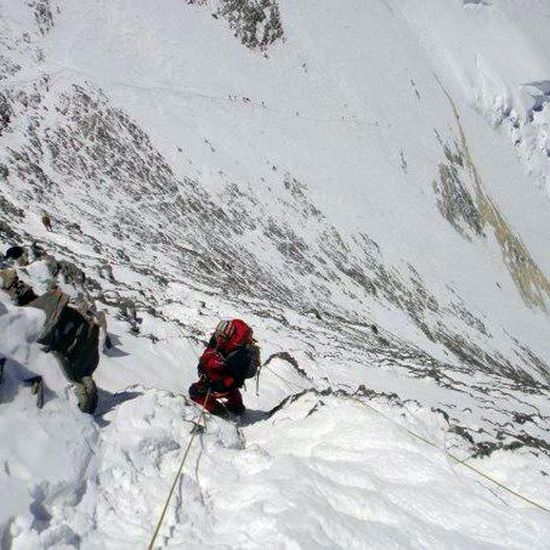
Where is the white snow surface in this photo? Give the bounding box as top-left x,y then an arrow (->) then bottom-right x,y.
2,287 -> 549,549
1,0 -> 550,548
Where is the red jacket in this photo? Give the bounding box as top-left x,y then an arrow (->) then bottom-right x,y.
198,348 -> 236,390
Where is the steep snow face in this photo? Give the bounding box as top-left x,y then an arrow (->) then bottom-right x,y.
2,0 -> 549,365
397,0 -> 550,198
83,392 -> 550,548
2,317 -> 549,550
1,0 -> 550,548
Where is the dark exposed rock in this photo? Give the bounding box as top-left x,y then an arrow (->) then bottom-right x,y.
4,246 -> 25,261
264,351 -> 310,380
30,289 -> 100,414
216,0 -> 284,50
266,387 -> 333,418
0,220 -> 19,241
433,142 -> 484,239
0,195 -> 24,219
0,269 -> 38,305
0,56 -> 22,81
435,82 -> 550,310
28,1 -> 55,36
30,289 -> 70,342
0,92 -> 13,134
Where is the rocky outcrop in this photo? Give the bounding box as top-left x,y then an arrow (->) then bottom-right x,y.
216,0 -> 284,50
1,248 -> 106,413
434,83 -> 550,311
0,269 -> 38,306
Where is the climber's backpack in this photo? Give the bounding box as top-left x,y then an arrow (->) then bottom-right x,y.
208,319 -> 260,383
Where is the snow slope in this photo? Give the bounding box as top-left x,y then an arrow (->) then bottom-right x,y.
2,291 -> 549,548
1,0 -> 550,548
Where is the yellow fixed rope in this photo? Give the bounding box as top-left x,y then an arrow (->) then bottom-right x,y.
262,364 -> 550,515
147,389 -> 211,550
350,396 -> 550,514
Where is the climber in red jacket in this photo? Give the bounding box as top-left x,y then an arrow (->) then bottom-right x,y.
189,319 -> 260,417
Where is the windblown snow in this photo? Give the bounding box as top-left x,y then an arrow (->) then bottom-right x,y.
1,0 -> 550,548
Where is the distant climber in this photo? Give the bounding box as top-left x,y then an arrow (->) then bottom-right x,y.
41,211 -> 53,232
189,319 -> 261,417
